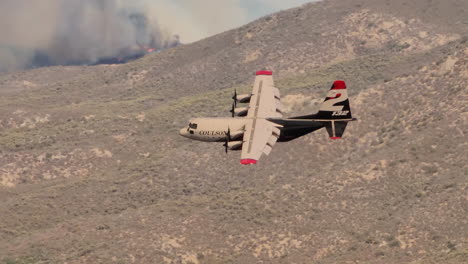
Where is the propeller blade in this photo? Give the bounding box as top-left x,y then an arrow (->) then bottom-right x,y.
227,127 -> 231,142
224,126 -> 231,154
230,102 -> 235,117
232,89 -> 237,109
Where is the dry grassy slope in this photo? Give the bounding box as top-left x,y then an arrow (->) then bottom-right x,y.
0,0 -> 467,263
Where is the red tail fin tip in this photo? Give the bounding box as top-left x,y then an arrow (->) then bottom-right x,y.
332,80 -> 346,89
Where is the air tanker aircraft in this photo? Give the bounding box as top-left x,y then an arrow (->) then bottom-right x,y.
179,71 -> 356,165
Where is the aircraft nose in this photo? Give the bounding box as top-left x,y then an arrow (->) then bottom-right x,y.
179,128 -> 188,137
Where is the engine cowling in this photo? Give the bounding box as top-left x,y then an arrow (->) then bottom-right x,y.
227,141 -> 243,151
235,94 -> 252,103
234,107 -> 249,117
230,130 -> 245,140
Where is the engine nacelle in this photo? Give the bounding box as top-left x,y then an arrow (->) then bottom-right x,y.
235,94 -> 252,103
230,130 -> 245,140
227,141 -> 243,151
234,107 -> 249,117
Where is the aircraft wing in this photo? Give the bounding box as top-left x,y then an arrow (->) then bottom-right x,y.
240,71 -> 283,164
240,119 -> 281,164
247,71 -> 283,119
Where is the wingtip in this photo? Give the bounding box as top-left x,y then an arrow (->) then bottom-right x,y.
240,159 -> 258,165
256,71 -> 273,76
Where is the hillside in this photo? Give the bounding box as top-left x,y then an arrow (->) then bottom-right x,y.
0,0 -> 467,263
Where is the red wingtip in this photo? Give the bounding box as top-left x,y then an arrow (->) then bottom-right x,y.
256,71 -> 273,76
332,80 -> 346,89
330,137 -> 342,140
241,159 -> 258,165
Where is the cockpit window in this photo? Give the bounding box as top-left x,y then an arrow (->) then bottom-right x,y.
189,123 -> 198,129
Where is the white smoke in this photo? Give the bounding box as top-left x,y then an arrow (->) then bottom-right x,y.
0,0 -> 179,71
0,0 -> 316,72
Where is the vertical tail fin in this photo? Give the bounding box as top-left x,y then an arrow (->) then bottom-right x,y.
316,80 -> 352,120
320,81 -> 353,139
288,80 -> 355,139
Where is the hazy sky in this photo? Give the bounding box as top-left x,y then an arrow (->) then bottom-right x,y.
152,0 -> 315,42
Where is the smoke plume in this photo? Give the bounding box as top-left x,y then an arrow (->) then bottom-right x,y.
0,0 -> 316,72
0,0 -> 179,72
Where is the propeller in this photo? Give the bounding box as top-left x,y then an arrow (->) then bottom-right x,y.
231,89 -> 238,115
232,89 -> 237,101
230,102 -> 235,117
223,127 -> 231,153
227,127 -> 232,141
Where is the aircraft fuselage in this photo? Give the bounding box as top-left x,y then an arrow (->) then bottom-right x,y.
179,117 -> 326,143
179,118 -> 248,142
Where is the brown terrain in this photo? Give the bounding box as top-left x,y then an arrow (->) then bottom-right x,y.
0,0 -> 467,263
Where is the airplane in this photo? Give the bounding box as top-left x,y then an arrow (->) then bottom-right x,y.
179,71 -> 356,165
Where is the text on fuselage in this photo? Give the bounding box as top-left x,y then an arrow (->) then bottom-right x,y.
199,131 -> 227,136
